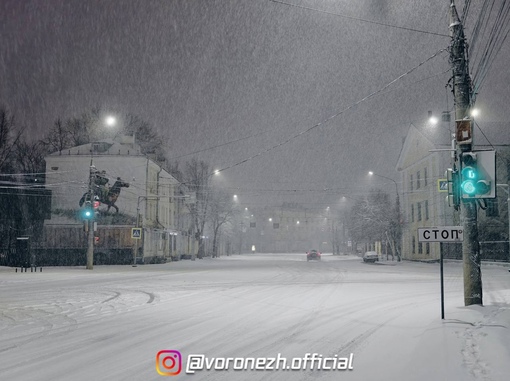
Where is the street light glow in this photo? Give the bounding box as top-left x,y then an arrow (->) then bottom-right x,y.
105,116 -> 116,127
471,108 -> 480,117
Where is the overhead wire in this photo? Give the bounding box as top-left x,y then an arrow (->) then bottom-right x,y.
469,0 -> 510,98
269,0 -> 450,38
213,47 -> 448,176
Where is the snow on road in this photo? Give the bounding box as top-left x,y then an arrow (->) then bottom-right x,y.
1,254 -> 509,381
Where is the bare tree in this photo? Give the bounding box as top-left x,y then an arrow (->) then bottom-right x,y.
346,189 -> 392,252
183,158 -> 212,258
0,107 -> 23,173
13,140 -> 46,181
208,189 -> 238,258
124,114 -> 163,157
41,118 -> 71,154
43,109 -> 167,161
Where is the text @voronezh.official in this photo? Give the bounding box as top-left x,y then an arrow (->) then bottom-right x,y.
156,351 -> 354,375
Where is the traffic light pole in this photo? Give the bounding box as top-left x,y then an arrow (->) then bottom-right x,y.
86,162 -> 95,270
449,2 -> 482,306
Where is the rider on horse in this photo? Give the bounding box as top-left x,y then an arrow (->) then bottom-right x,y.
92,169 -> 109,202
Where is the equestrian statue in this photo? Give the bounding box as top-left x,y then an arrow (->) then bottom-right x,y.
79,170 -> 129,214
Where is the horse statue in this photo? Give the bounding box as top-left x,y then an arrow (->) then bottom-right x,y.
79,177 -> 130,214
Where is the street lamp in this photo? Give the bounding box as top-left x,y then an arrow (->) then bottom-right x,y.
368,171 -> 401,261
368,171 -> 398,198
105,115 -> 116,127
428,110 -> 438,125
85,115 -> 120,270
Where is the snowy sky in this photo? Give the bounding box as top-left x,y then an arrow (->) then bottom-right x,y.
1,0 -> 509,209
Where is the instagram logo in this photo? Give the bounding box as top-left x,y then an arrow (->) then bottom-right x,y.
156,350 -> 182,376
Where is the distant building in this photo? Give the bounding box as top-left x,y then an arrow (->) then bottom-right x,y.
242,203 -> 339,253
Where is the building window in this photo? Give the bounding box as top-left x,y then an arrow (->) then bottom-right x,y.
425,200 -> 429,220
417,202 -> 422,221
416,171 -> 421,189
426,242 -> 430,255
424,167 -> 428,186
411,204 -> 414,222
418,242 -> 423,254
410,174 -> 414,191
412,236 -> 416,254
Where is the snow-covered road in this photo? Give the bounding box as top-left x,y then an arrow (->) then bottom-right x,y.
1,254 -> 509,380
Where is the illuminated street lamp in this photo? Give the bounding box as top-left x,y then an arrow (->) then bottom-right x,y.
105,115 -> 116,127
428,110 -> 438,125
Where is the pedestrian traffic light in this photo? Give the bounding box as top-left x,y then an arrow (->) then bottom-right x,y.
446,168 -> 460,210
81,201 -> 94,220
459,151 -> 496,199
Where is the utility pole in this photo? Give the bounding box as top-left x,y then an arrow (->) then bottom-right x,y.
86,162 -> 95,270
449,1 -> 482,305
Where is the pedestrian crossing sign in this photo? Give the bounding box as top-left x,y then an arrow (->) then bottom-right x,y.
131,228 -> 142,239
437,179 -> 448,192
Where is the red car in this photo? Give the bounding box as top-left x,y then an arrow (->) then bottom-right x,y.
306,250 -> 321,261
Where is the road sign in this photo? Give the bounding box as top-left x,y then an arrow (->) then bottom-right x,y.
437,179 -> 448,192
418,226 -> 463,242
131,228 -> 142,239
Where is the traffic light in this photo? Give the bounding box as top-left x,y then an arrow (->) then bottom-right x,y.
459,151 -> 496,199
93,199 -> 100,217
460,152 -> 478,196
81,201 -> 94,220
446,168 -> 460,210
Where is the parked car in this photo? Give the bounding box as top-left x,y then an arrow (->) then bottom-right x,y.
363,251 -> 379,263
306,249 -> 321,261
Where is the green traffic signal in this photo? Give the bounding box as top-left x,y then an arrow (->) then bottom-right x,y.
459,151 -> 493,198
460,166 -> 477,195
82,201 -> 94,220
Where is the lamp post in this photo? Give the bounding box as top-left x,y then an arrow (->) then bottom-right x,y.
368,171 -> 401,261
85,115 -> 118,270
85,163 -> 95,269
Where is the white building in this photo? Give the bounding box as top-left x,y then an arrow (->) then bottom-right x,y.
396,124 -> 455,260
44,136 -> 192,263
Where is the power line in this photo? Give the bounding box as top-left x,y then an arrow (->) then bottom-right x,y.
165,130 -> 269,160
269,0 -> 450,37
213,47 -> 448,176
